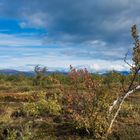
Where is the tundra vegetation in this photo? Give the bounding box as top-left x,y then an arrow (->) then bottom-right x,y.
0,25 -> 140,140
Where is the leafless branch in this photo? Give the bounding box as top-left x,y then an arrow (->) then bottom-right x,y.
124,51 -> 133,68
107,85 -> 140,133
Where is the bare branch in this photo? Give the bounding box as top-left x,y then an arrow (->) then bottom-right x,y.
109,97 -> 119,114
107,85 -> 140,134
124,51 -> 133,68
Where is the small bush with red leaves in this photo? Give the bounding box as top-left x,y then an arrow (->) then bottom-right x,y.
62,66 -> 110,138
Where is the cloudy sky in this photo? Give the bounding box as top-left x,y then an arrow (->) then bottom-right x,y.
0,0 -> 139,72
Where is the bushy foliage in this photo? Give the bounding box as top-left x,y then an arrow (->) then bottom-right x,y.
62,66 -> 111,138
20,91 -> 61,117
33,65 -> 47,87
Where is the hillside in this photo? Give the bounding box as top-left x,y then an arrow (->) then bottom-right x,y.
0,71 -> 139,140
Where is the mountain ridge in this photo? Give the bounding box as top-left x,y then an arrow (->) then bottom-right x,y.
0,69 -> 129,76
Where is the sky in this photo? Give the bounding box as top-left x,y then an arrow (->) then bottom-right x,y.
0,0 -> 139,72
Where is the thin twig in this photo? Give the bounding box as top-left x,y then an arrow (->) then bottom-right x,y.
124,51 -> 133,68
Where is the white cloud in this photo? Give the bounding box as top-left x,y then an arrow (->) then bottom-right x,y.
0,33 -> 42,46
19,12 -> 48,29
0,32 -> 132,72
0,54 -> 131,72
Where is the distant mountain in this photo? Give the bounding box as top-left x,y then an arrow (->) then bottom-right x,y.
100,70 -> 130,76
0,69 -> 67,76
119,71 -> 129,75
0,69 -> 130,76
0,69 -> 20,75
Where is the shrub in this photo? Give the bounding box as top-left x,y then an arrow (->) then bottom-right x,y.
45,98 -> 61,115
22,102 -> 39,117
70,90 -> 110,138
21,91 -> 61,117
33,65 -> 47,87
63,67 -> 111,138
